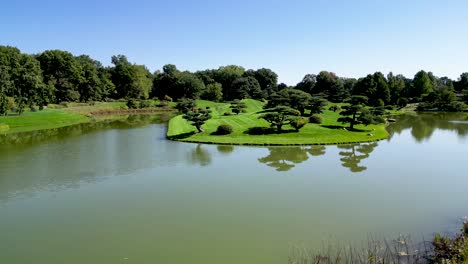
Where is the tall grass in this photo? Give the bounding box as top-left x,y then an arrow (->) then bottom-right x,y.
288,235 -> 431,264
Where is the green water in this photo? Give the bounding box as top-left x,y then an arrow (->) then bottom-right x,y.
1,113 -> 468,264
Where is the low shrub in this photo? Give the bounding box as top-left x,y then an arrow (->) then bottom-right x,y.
223,112 -> 234,116
215,124 -> 233,135
290,118 -> 308,131
384,105 -> 396,110
59,102 -> 69,108
126,99 -> 139,109
309,114 -> 323,124
30,105 -> 38,112
139,100 -> 152,109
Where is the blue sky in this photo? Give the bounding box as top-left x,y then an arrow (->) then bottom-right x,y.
2,0 -> 468,84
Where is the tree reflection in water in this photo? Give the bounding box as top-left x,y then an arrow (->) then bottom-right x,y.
337,142 -> 378,173
188,144 -> 212,166
258,145 -> 326,172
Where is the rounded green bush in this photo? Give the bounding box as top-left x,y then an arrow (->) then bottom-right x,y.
309,114 -> 323,124
215,124 -> 233,135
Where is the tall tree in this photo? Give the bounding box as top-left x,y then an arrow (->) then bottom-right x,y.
231,76 -> 263,99
353,72 -> 390,106
296,74 -> 317,94
36,50 -> 82,102
200,82 -> 223,101
266,88 -> 311,115
110,55 -> 152,99
412,70 -> 434,98
387,72 -> 407,106
337,96 -> 384,129
211,65 -> 245,100
454,73 -> 468,92
244,68 -> 278,94
259,105 -> 300,132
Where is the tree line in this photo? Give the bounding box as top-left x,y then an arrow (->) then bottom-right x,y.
1,45 -> 468,116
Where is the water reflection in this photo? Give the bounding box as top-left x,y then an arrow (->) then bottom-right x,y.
387,113 -> 468,142
188,144 -> 212,166
217,145 -> 235,155
0,114 -> 178,202
258,146 -> 326,172
338,142 -> 378,173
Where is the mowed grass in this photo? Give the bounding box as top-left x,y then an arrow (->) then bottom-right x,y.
0,101 -> 130,134
167,99 -> 389,145
0,110 -> 89,134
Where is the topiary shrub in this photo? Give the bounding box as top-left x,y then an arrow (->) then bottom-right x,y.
215,124 -> 233,135
290,118 -> 308,131
309,114 -> 322,124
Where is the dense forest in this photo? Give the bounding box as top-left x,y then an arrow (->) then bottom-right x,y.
1,45 -> 468,116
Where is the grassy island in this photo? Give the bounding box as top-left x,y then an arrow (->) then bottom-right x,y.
167,99 -> 389,145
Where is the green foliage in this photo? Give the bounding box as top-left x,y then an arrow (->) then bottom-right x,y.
139,100 -> 152,109
412,70 -> 434,98
201,82 -> 223,101
126,99 -> 139,109
431,225 -> 468,264
295,74 -> 316,94
266,88 -> 312,115
290,117 -> 308,131
231,76 -> 263,99
306,97 -> 327,114
175,99 -> 196,114
110,55 -> 152,99
337,96 -> 384,129
153,65 -> 205,100
353,72 -> 390,106
329,105 -> 341,112
212,65 -> 245,100
0,123 -> 9,132
0,93 -> 8,115
259,105 -> 300,132
309,114 -> 323,124
230,99 -> 247,114
183,108 -> 212,132
418,88 -> 466,112
215,124 -> 233,135
243,68 -> 278,95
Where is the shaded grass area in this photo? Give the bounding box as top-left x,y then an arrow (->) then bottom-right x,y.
0,101 -> 175,134
167,99 -> 389,145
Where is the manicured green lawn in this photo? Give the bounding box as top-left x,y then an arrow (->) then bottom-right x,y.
0,101 -> 132,134
167,99 -> 389,145
0,110 -> 89,134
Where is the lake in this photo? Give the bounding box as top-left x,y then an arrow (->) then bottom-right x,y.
1,113 -> 468,264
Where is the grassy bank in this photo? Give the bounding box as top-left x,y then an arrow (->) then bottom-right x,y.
167,99 -> 389,145
289,222 -> 468,264
0,101 -> 174,134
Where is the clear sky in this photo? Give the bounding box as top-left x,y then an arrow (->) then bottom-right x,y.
1,0 -> 468,85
